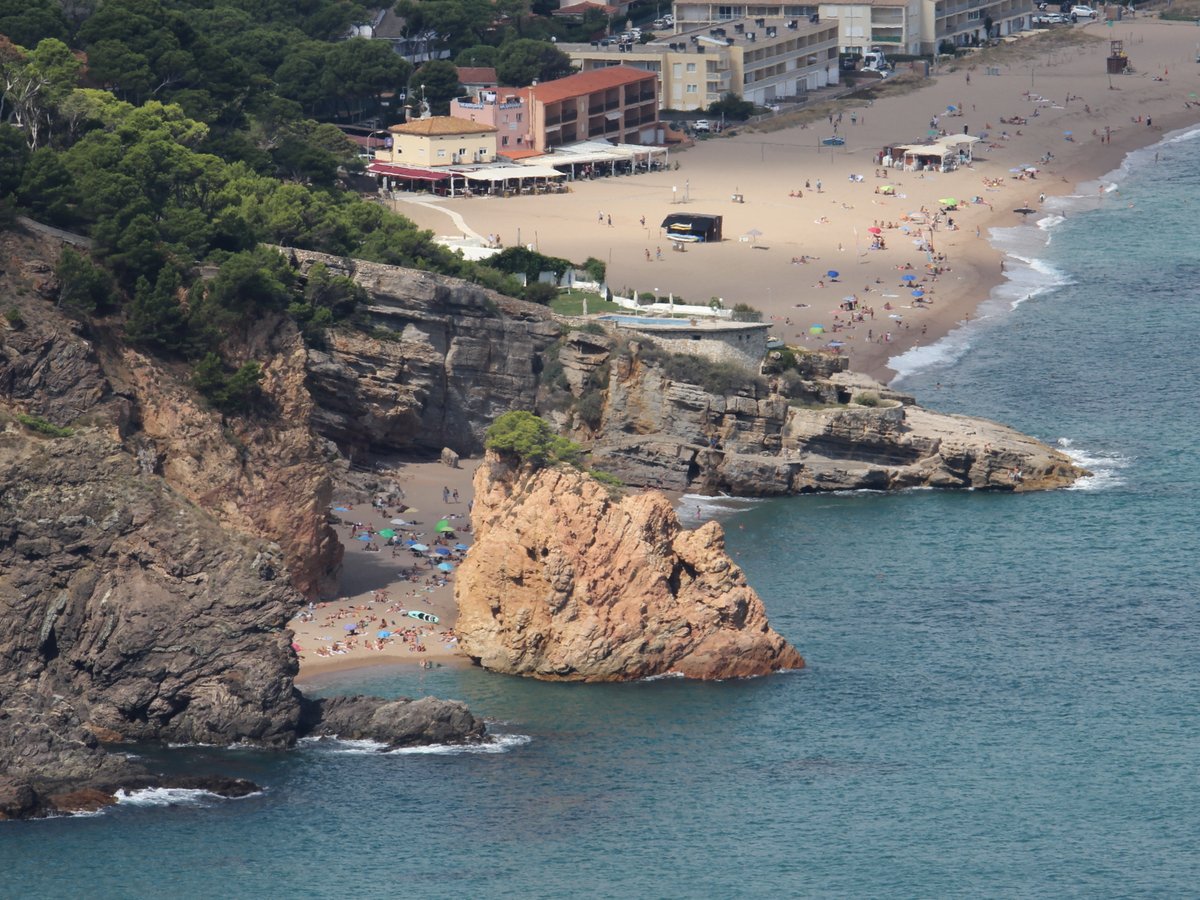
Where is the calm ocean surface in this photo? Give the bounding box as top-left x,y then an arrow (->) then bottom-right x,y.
5,132 -> 1199,899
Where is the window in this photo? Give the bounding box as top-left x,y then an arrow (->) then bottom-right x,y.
516,113 -> 523,121
686,62 -> 696,72
673,62 -> 682,77
437,149 -> 446,157
503,136 -> 509,146
686,84 -> 698,93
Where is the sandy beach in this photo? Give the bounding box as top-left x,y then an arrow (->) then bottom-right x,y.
296,19 -> 1200,680
290,457 -> 481,680
391,19 -> 1200,383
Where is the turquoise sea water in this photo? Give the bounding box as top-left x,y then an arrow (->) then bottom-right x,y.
5,132 -> 1200,898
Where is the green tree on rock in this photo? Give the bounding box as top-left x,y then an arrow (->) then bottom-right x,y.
485,410 -> 581,468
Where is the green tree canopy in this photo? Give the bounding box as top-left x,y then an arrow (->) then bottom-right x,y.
410,60 -> 464,116
495,39 -> 574,87
485,410 -> 581,468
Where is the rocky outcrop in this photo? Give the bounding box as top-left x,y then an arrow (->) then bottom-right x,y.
570,338 -> 1086,494
299,695 -> 486,748
290,248 -> 561,459
0,229 -> 486,819
455,453 -> 804,681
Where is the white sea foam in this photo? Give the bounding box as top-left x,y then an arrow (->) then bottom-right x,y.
1058,438 -> 1131,491
638,671 -> 685,682
114,787 -> 252,807
297,736 -> 390,754
677,492 -> 763,524
386,733 -> 532,755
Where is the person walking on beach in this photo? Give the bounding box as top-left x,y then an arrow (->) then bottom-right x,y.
656,246 -> 663,260
442,486 -> 450,504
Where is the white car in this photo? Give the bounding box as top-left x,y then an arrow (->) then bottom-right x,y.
1070,5 -> 1096,16
693,119 -> 711,132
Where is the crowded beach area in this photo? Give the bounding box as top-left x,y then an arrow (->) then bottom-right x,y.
391,19 -> 1200,383
294,18 -> 1200,677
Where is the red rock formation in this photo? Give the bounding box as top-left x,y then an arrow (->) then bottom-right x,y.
455,454 -> 804,681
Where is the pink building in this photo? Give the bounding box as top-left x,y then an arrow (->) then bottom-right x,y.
450,89 -> 534,155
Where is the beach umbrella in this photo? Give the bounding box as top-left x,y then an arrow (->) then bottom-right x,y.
435,519 -> 455,533
880,185 -> 895,195
433,546 -> 452,556
809,324 -> 825,334
912,289 -> 925,298
390,518 -> 410,525
355,534 -> 371,541
379,529 -> 396,539
344,623 -> 359,632
901,273 -> 917,282
827,340 -> 846,348
938,197 -> 958,207
411,543 -> 430,553
454,543 -> 470,551
867,226 -> 882,234
826,270 -> 839,279
404,538 -> 418,547
437,562 -> 455,572
377,630 -> 392,639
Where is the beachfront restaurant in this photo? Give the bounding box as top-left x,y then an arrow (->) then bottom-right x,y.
366,161 -> 566,197
884,135 -> 979,172
529,139 -> 670,179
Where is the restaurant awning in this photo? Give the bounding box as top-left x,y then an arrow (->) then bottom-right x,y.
367,162 -> 450,181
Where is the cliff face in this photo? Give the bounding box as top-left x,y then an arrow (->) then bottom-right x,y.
0,230 -> 484,817
455,454 -> 804,681
559,337 -> 1085,494
292,249 -> 562,459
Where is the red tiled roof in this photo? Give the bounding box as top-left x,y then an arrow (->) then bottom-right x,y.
529,66 -> 656,105
456,66 -> 498,85
366,162 -> 451,181
389,116 -> 498,136
498,147 -> 545,160
553,1 -> 619,15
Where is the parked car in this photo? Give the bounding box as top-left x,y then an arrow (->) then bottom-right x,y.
1070,4 -> 1096,16
1033,12 -> 1067,23
693,119 -> 711,132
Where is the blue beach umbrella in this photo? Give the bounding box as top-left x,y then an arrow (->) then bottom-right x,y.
437,562 -> 455,572
912,289 -> 925,298
433,546 -> 452,556
404,538 -> 419,547
901,273 -> 917,282
827,270 -> 840,279
377,630 -> 392,639
454,543 -> 470,551
355,534 -> 371,541
411,543 -> 430,553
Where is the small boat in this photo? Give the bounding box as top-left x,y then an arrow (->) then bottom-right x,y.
408,610 -> 440,624
821,136 -> 845,146
666,232 -> 701,243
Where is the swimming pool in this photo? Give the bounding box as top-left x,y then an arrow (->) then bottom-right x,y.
598,315 -> 690,327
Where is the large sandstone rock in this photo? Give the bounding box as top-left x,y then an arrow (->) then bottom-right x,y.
455,454 -> 804,681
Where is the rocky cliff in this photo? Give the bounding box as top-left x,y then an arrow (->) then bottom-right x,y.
0,229 -> 484,818
455,453 -> 804,681
290,248 -> 561,459
552,332 -> 1086,494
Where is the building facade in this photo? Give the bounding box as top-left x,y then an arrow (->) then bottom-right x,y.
526,66 -> 659,152
816,0 -> 922,54
565,17 -> 839,110
450,90 -> 535,154
377,117 -> 498,167
671,0 -> 1033,54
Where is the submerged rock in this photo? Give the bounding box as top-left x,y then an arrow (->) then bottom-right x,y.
455,454 -> 804,681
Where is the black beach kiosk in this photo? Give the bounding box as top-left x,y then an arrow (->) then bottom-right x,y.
661,213 -> 723,244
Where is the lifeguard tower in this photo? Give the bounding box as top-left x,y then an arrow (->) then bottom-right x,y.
1107,40 -> 1128,74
